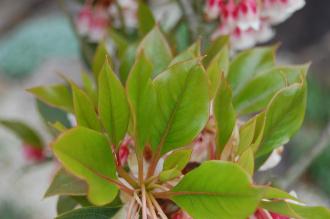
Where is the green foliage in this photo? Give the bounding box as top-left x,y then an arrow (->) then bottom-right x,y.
52,127 -> 118,205
137,1 -> 156,36
151,60 -> 209,154
27,84 -> 73,112
98,60 -> 130,147
56,207 -> 119,219
213,74 -> 236,155
44,168 -> 87,198
24,27 -> 326,218
171,161 -> 261,219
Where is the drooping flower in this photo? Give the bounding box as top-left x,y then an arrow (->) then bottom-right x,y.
206,0 -> 305,50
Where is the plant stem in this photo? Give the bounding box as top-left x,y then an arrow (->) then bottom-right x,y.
146,192 -> 158,219
141,184 -> 147,219
149,194 -> 168,219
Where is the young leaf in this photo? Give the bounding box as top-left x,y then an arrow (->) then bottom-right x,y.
0,120 -> 43,148
44,168 -> 87,198
203,36 -> 229,67
234,65 -> 309,115
238,148 -> 254,175
71,83 -> 101,131
52,127 -> 118,205
159,148 -> 192,182
237,118 -> 256,155
98,60 -> 130,147
260,200 -> 330,219
126,52 -> 155,150
56,206 -> 120,219
92,42 -> 110,79
137,27 -> 173,77
170,40 -> 201,66
256,81 -> 306,157
151,60 -> 209,154
171,161 -> 261,219
233,68 -> 287,115
163,148 -> 192,172
57,196 -> 79,215
228,46 -> 276,95
81,72 -> 97,107
137,0 -> 156,36
207,45 -> 229,99
27,84 -> 73,112
213,74 -> 236,155
119,44 -> 137,83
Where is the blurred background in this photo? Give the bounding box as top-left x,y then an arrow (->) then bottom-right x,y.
0,0 -> 329,218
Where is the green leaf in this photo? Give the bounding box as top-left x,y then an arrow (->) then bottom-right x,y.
163,148 -> 192,171
44,168 -> 87,198
137,27 -> 173,77
260,186 -> 300,201
171,161 -> 261,219
238,148 -> 254,175
170,40 -> 201,66
57,196 -> 79,215
126,52 -> 155,150
213,74 -> 236,154
0,120 -> 43,148
52,127 -> 118,206
27,84 -> 73,112
203,36 -> 229,67
234,65 -> 309,115
151,60 -> 209,154
56,206 -> 120,219
207,45 -> 229,99
81,72 -> 98,107
237,118 -> 256,155
119,44 -> 137,84
256,81 -> 307,157
71,83 -> 101,131
92,42 -> 110,79
260,200 -> 330,219
137,1 -> 156,36
98,60 -> 130,147
233,68 -> 286,115
159,148 -> 192,182
159,168 -> 181,182
228,46 -> 276,95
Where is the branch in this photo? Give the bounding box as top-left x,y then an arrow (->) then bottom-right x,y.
277,123 -> 330,189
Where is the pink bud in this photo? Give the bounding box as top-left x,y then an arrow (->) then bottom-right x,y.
23,144 -> 45,162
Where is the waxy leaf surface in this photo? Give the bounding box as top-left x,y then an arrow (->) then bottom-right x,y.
52,127 -> 118,205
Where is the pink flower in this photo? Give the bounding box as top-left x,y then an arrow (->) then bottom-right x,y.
88,6 -> 109,42
75,5 -> 93,36
205,0 -> 305,50
261,0 -> 305,24
270,212 -> 290,219
23,144 -> 45,162
234,0 -> 260,30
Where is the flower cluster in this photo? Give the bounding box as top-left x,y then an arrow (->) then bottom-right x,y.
205,0 -> 305,50
75,0 -> 137,42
